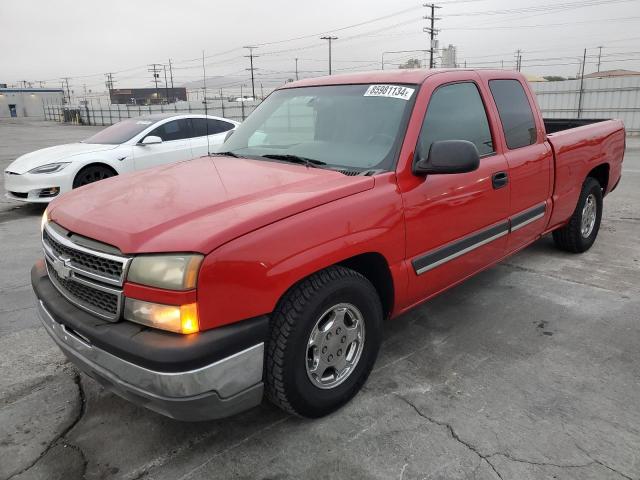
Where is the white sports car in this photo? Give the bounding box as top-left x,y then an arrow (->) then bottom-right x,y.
4,113 -> 239,203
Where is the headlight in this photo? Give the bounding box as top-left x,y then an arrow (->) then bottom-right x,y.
127,254 -> 203,290
41,209 -> 49,232
124,299 -> 199,334
29,162 -> 70,174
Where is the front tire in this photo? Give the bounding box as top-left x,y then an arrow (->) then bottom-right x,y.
265,266 -> 383,418
72,165 -> 116,188
552,177 -> 603,253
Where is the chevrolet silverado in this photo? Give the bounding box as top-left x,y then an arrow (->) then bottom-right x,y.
32,69 -> 625,420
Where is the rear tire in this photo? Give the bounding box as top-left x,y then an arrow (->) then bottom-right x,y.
265,266 -> 383,418
552,177 -> 603,253
72,165 -> 116,188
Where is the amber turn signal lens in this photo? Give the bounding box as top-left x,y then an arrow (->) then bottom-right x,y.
124,299 -> 199,334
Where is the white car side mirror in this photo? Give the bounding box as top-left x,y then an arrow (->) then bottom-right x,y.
140,135 -> 163,145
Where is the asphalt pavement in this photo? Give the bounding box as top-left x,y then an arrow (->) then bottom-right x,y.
1,118 -> 639,480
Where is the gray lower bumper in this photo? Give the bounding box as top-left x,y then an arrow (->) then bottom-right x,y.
37,300 -> 264,421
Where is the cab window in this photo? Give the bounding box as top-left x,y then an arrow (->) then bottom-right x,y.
191,118 -> 235,137
145,119 -> 190,142
418,82 -> 494,157
489,79 -> 537,149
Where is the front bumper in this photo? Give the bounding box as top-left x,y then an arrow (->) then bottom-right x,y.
32,261 -> 268,421
4,170 -> 72,203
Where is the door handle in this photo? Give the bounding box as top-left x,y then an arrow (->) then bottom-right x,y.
492,171 -> 508,189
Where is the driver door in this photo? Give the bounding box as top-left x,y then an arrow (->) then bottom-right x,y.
399,76 -> 511,305
133,119 -> 193,171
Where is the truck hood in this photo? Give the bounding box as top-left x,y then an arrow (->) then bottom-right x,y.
48,156 -> 375,254
6,143 -> 117,174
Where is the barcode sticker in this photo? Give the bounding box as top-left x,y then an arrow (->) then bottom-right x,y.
364,85 -> 415,100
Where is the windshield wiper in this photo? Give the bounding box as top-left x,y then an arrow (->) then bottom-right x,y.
213,151 -> 242,158
260,154 -> 327,168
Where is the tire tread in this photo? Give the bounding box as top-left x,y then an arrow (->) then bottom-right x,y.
265,265 -> 373,416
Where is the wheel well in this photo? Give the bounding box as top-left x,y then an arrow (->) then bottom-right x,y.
587,163 -> 609,192
338,253 -> 394,319
75,163 -> 118,178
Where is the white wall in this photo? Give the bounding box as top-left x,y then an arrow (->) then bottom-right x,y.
0,90 -> 64,118
530,76 -> 640,133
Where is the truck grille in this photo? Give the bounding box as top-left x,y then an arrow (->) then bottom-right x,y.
42,222 -> 131,321
47,259 -> 120,316
43,229 -> 123,282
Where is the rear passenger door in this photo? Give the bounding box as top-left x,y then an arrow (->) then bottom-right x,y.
485,77 -> 553,252
189,118 -> 237,157
134,119 -> 193,170
400,74 -> 511,305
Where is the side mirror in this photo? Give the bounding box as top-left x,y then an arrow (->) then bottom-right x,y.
413,140 -> 480,175
140,135 -> 163,145
223,130 -> 234,142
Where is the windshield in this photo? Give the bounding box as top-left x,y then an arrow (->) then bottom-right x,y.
222,84 -> 417,171
83,118 -> 156,145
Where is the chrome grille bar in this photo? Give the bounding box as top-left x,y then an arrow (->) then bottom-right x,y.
42,222 -> 130,321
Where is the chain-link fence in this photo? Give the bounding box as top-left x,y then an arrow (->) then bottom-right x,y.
43,99 -> 261,126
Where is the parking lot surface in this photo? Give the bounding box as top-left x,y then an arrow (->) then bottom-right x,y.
1,118 -> 639,480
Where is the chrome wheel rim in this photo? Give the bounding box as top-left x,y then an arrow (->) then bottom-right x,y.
305,303 -> 365,389
581,193 -> 597,238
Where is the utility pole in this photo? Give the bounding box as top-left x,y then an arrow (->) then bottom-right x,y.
104,72 -> 115,91
148,64 -> 162,102
163,64 -> 170,104
244,46 -> 258,99
596,46 -> 603,72
577,48 -> 587,119
61,77 -> 71,105
320,36 -> 338,74
515,49 -> 522,72
295,57 -> 299,80
423,3 -> 441,68
168,59 -> 175,101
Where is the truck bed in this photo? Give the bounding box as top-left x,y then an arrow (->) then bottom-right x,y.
543,118 -> 608,134
545,118 -> 625,229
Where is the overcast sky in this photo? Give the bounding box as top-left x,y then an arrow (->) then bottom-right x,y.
2,0 -> 640,93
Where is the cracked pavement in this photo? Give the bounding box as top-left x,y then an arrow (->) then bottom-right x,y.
1,119 -> 639,479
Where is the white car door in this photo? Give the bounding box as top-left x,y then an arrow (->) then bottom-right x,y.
133,119 -> 193,170
189,118 -> 237,157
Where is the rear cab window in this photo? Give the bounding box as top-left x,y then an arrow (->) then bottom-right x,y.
488,79 -> 537,149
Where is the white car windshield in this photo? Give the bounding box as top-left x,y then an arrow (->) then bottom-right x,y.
222,84 -> 417,172
83,118 -> 156,145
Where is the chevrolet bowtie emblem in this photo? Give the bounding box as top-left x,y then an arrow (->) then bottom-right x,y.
52,254 -> 73,280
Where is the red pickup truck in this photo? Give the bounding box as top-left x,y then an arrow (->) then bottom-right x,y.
32,69 -> 625,421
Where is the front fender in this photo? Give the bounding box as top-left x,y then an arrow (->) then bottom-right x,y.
196,173 -> 407,330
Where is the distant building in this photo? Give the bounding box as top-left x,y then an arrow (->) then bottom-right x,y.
583,69 -> 640,79
441,44 -> 458,68
0,87 -> 64,118
109,87 -> 187,105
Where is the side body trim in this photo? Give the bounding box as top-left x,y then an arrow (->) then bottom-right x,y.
510,203 -> 546,232
412,202 -> 547,275
412,221 -> 510,275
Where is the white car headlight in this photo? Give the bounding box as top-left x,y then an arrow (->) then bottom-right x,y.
127,254 -> 203,291
29,162 -> 70,174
